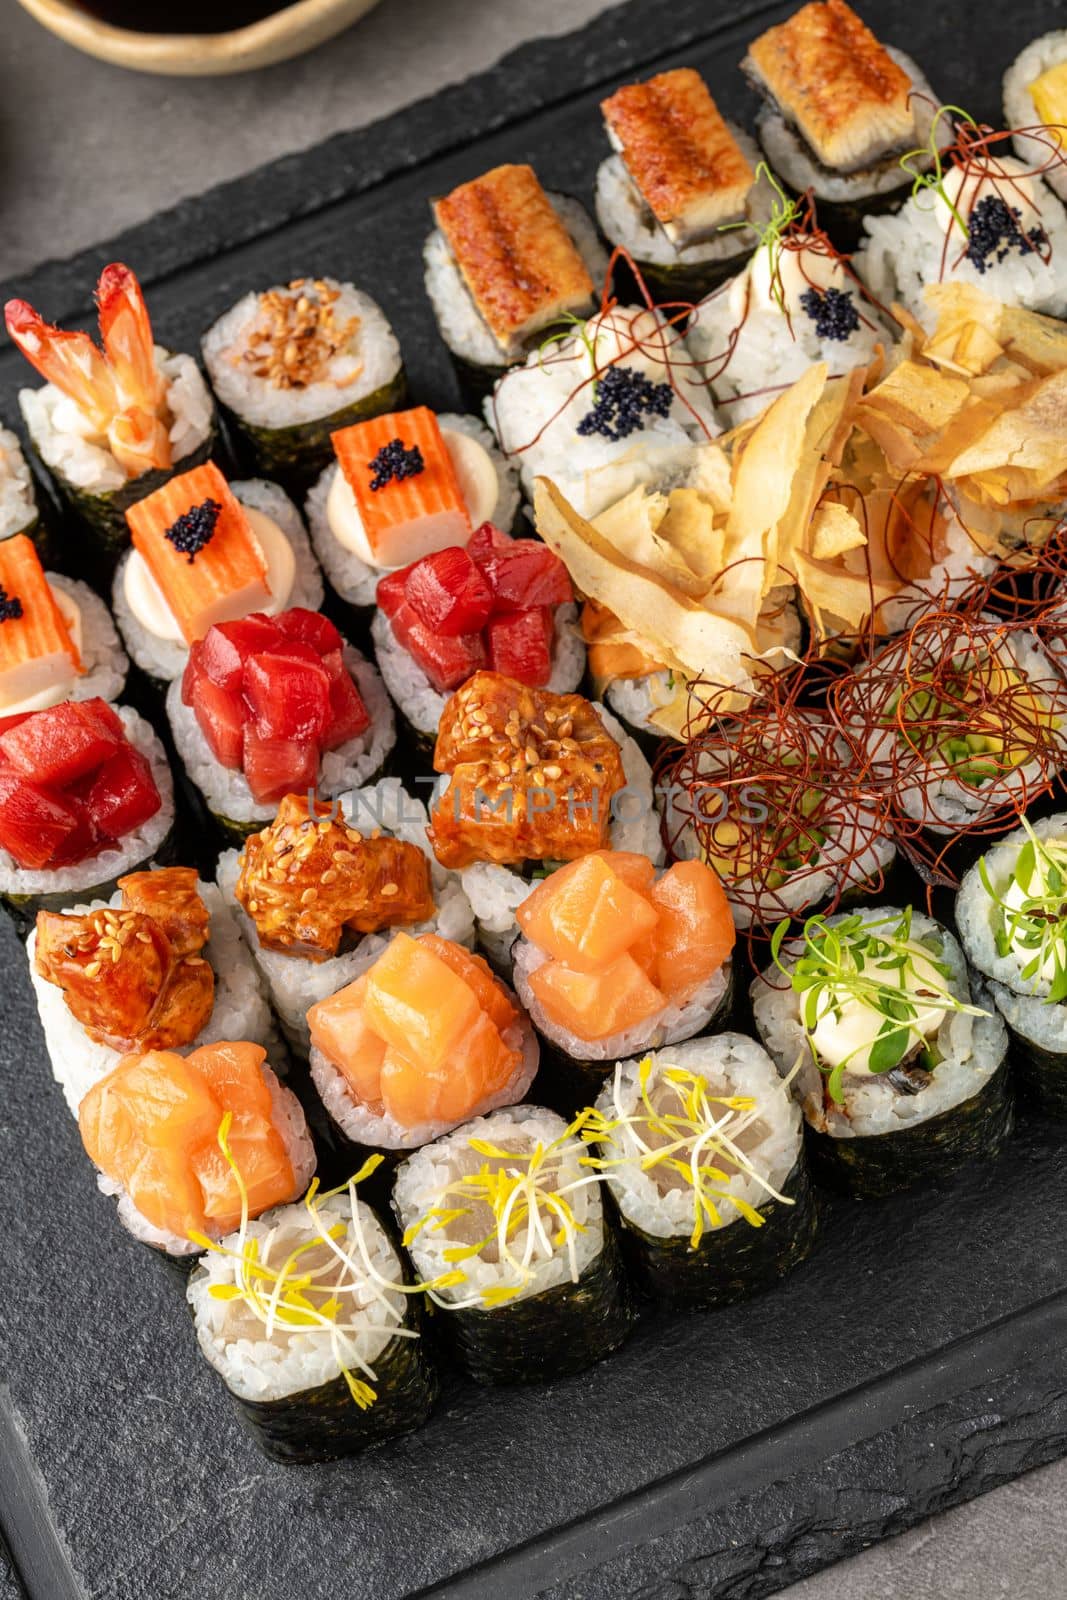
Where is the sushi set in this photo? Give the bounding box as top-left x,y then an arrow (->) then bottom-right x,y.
3,0 -> 1067,1596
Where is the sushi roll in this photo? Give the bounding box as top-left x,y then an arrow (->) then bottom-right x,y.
305,406 -> 519,615
371,523 -> 583,745
0,698 -> 173,928
1004,32 -> 1067,203
113,461 -> 323,687
686,222 -> 890,425
0,534 -> 127,715
835,612 -> 1067,838
0,425 -> 50,559
217,784 -> 475,1055
511,852 -> 736,1112
188,1178 -> 437,1463
168,607 -> 395,842
393,1106 -> 632,1385
77,1039 -> 316,1259
5,265 -> 216,572
306,932 -> 539,1155
957,815 -> 1067,1117
425,672 -> 663,969
752,905 -> 1012,1197
201,277 -> 405,488
741,0 -> 943,247
585,1036 -> 817,1308
857,124 -> 1067,328
28,866 -> 277,1116
662,701 -> 896,932
423,163 -> 608,394
487,303 -> 719,521
595,68 -> 780,303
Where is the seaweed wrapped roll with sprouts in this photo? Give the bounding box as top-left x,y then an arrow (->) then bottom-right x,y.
393,1106 -> 631,1385
189,1170 -> 437,1462
958,815 -> 1067,1117
585,1036 -> 816,1308
752,906 -> 1011,1197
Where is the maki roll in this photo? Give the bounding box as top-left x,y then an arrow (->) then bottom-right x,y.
686,217 -> 890,425
662,699 -> 895,932
585,1036 -> 817,1309
77,1039 -> 316,1259
1004,32 -> 1067,203
305,405 -> 519,614
741,0 -> 943,247
857,119 -> 1067,328
168,607 -> 395,842
371,524 -> 583,745
393,1106 -> 632,1384
0,534 -> 127,715
306,933 -> 539,1155
188,1177 -> 437,1463
425,672 -> 663,968
113,461 -> 323,686
0,698 -> 173,927
424,163 -> 608,394
512,852 -> 736,1113
752,906 -> 1011,1197
0,426 -> 49,558
488,303 -> 718,520
836,612 -> 1067,838
5,265 -> 215,571
28,866 -> 277,1116
596,68 -> 779,303
217,784 -> 475,1055
957,815 -> 1067,1117
201,278 -> 405,488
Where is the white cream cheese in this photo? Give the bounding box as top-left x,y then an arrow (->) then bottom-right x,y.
808,942 -> 948,1075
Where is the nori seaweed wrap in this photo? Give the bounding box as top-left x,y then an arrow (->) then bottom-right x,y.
188,1177 -> 437,1462
586,1036 -> 817,1310
393,1106 -> 632,1386
751,905 -> 1012,1198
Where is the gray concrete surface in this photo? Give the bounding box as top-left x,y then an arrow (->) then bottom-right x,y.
1,2 -> 1065,1596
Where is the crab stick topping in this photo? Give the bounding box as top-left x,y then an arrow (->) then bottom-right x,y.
125,462 -> 274,645
0,534 -> 83,713
433,164 -> 596,355
331,406 -> 472,568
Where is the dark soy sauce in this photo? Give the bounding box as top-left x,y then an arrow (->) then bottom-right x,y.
77,1 -> 293,33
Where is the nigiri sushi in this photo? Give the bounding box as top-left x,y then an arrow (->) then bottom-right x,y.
114,460 -> 323,686
307,931 -> 539,1152
201,277 -> 405,488
305,405 -> 518,613
78,1039 -> 316,1257
5,264 -> 216,569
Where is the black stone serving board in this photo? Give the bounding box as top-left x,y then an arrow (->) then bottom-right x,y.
1,1 -> 1066,1596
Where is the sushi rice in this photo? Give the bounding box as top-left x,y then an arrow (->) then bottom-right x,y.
45,574 -> 129,707
28,879 -> 278,1117
0,426 -> 39,541
1004,31 -> 1067,203
112,478 -> 325,684
217,778 -> 476,1054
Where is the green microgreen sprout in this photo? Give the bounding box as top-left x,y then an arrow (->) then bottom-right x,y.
771,910 -> 988,1103
979,818 -> 1067,1005
402,1113 -> 602,1309
900,104 -> 981,240
582,1055 -> 794,1249
719,161 -> 803,314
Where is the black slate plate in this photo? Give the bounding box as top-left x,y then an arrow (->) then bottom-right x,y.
2,3 -> 1067,1598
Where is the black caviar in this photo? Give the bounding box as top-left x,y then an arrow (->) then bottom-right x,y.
164,497 -> 223,563
576,366 -> 674,442
964,194 -> 1045,274
368,438 -> 425,491
0,586 -> 24,625
798,286 -> 861,342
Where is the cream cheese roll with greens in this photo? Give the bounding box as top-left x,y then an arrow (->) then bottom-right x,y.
752,906 -> 1011,1197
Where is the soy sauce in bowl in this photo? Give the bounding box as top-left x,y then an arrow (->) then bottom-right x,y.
77,0 -> 294,31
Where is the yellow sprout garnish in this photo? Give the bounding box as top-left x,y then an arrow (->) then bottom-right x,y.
405,1113 -> 601,1310
189,1132 -> 418,1413
583,1057 -> 794,1249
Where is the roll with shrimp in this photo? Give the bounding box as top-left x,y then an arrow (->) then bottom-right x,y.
217,783 -> 475,1057
752,906 -> 1011,1197
957,814 -> 1067,1118
585,1037 -> 817,1309
201,278 -> 405,488
5,264 -> 216,573
393,1106 -> 632,1385
511,852 -> 736,1114
189,1177 -> 437,1462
